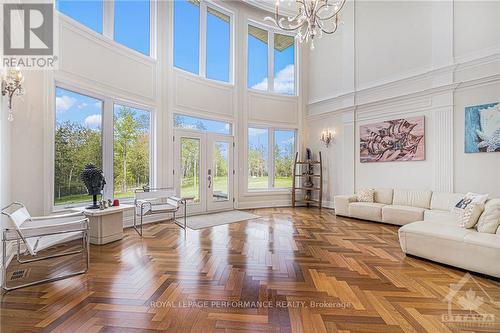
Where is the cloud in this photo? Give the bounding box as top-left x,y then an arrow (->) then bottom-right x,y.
251,64 -> 295,95
84,114 -> 102,128
77,102 -> 88,109
55,95 -> 76,113
249,128 -> 268,137
281,136 -> 295,145
251,78 -> 268,91
273,64 -> 295,95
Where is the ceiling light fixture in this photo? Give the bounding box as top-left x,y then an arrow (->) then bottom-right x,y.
266,0 -> 347,50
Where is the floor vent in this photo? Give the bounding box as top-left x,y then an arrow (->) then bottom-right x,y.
8,269 -> 28,281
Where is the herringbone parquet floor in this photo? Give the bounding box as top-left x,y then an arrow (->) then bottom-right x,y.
1,208 -> 499,332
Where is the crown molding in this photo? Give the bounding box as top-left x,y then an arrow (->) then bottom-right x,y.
307,50 -> 500,118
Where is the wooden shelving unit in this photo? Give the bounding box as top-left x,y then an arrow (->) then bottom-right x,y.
292,151 -> 323,209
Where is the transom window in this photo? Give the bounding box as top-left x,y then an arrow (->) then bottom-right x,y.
174,0 -> 233,83
54,86 -> 153,207
56,0 -> 153,57
247,127 -> 296,190
174,114 -> 232,135
248,24 -> 296,96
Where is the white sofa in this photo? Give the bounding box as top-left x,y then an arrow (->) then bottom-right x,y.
334,189 -> 500,278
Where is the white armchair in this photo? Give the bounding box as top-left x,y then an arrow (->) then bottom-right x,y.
1,202 -> 90,291
133,188 -> 192,236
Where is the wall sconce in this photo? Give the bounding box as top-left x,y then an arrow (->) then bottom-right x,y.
1,68 -> 25,121
320,129 -> 335,147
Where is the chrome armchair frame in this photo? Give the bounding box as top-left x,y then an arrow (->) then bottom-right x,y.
133,187 -> 191,236
1,202 -> 90,291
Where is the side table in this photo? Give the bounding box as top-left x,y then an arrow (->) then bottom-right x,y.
71,204 -> 134,245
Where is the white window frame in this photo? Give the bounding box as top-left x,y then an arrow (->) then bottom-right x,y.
173,113 -> 233,136
52,83 -> 155,210
56,0 -> 157,59
246,126 -> 297,192
112,100 -> 155,199
246,20 -> 298,96
173,0 -> 235,84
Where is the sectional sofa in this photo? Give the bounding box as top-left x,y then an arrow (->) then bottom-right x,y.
334,189 -> 500,278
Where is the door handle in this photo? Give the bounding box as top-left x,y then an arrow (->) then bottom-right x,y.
208,169 -> 212,188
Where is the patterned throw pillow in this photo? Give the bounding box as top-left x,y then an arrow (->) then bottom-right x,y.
476,202 -> 500,233
452,192 -> 488,228
457,203 -> 485,228
357,189 -> 375,203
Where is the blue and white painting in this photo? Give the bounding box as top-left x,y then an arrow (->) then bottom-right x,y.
465,103 -> 500,153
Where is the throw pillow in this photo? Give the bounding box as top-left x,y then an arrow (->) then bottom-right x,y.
476,202 -> 500,233
452,192 -> 488,228
357,188 -> 375,203
458,203 -> 485,228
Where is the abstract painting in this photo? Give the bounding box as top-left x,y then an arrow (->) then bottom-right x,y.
360,116 -> 425,163
465,103 -> 500,153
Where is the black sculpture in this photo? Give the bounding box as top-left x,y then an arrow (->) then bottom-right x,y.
80,164 -> 106,209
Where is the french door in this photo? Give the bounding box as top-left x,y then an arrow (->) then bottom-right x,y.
174,129 -> 234,214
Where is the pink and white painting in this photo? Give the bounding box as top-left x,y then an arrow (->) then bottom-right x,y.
360,116 -> 425,163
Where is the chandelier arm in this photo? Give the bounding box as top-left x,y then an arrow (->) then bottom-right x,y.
270,0 -> 307,30
317,16 -> 339,35
277,18 -> 308,31
316,0 -> 347,21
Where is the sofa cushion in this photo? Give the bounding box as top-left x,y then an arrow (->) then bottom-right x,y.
393,189 -> 432,209
430,192 -> 464,211
476,199 -> 500,233
382,205 -> 425,225
399,221 -> 472,242
399,222 -> 500,278
464,232 -> 500,250
374,188 -> 393,205
424,210 -> 458,225
349,202 -> 385,222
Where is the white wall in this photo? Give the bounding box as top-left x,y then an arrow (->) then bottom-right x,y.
306,0 -> 500,204
454,83 -> 500,196
6,1 -> 305,215
1,70 -> 12,281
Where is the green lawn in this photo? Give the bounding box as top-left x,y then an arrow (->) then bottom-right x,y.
54,190 -> 137,206
181,176 -> 228,201
55,176 -> 293,206
248,176 -> 292,189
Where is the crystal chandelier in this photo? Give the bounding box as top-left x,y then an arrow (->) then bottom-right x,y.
265,0 -> 347,50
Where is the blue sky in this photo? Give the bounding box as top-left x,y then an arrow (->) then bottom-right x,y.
56,87 -> 103,129
57,0 -> 150,55
174,114 -> 231,135
57,0 -> 103,34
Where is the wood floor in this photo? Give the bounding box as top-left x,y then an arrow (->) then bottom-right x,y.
1,207 -> 499,332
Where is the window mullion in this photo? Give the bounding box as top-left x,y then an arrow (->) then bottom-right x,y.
103,0 -> 114,39
268,128 -> 274,189
102,99 -> 114,199
268,31 -> 274,93
150,0 -> 157,59
199,2 -> 207,77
